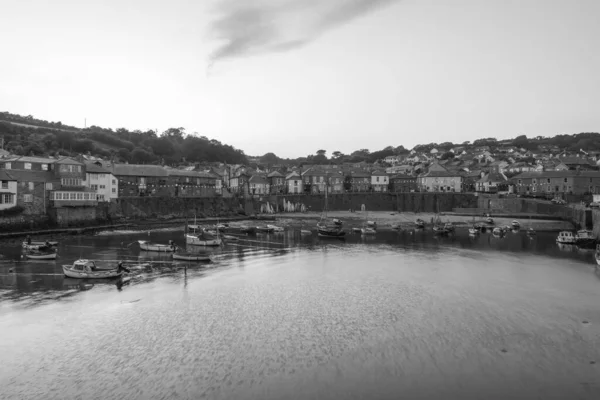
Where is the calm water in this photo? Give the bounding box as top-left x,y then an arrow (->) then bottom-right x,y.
1,227 -> 600,400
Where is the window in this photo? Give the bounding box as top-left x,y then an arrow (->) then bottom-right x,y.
60,165 -> 68,172
99,185 -> 105,189
91,175 -> 97,180
55,193 -> 62,200
112,188 -> 116,193
46,183 -> 53,190
98,173 -> 104,178
24,163 -> 32,170
91,184 -> 98,190
77,166 -> 82,172
112,179 -> 116,184
62,178 -> 82,186
98,194 -> 105,201
1,194 -> 13,204
376,177 -> 380,182
24,194 -> 33,203
1,181 -> 7,189
532,179 -> 537,184
547,178 -> 551,183
84,193 -> 90,200
77,193 -> 83,200
42,164 -> 48,171
564,178 -> 568,183
4,162 -> 11,169
70,193 -> 76,200
29,182 -> 34,190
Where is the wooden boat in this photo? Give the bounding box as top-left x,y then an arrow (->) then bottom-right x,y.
300,229 -> 312,235
527,228 -> 537,236
361,227 -> 376,235
24,251 -> 57,260
256,225 -> 275,233
240,225 -> 256,234
22,240 -> 58,251
486,217 -> 494,224
511,220 -> 520,229
575,230 -> 596,248
468,226 -> 479,235
352,227 -> 362,233
222,234 -> 239,241
185,223 -> 223,246
556,231 -> 576,244
492,227 -> 505,236
444,223 -> 455,233
332,218 -> 343,226
415,219 -> 425,228
432,224 -> 446,234
267,224 -> 284,232
138,240 -> 178,252
318,224 -> 346,237
173,252 -> 211,261
62,259 -> 122,279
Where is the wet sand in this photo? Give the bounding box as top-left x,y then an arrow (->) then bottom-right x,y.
269,211 -> 574,232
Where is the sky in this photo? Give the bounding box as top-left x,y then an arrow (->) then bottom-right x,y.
1,0 -> 599,158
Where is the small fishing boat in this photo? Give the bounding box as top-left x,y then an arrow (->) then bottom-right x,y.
267,224 -> 284,232
62,259 -> 122,279
556,231 -> 576,244
318,223 -> 346,237
415,219 -> 425,228
24,251 -> 57,260
222,234 -> 239,241
527,228 -> 537,236
511,220 -> 520,229
391,224 -> 401,230
433,224 -> 446,234
361,227 -> 376,235
240,225 -> 256,234
138,240 -> 178,252
22,240 -> 58,251
300,229 -> 312,235
444,223 -> 455,233
333,218 -> 343,226
256,225 -> 275,233
468,225 -> 480,235
575,230 -> 596,247
486,217 -> 494,224
172,252 -> 211,262
185,224 -> 223,246
492,227 -> 505,236
352,227 -> 362,233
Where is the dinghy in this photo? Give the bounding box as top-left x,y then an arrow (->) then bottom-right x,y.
22,240 -> 58,250
267,224 -> 284,232
300,229 -> 312,235
172,252 -> 211,261
138,240 -> 178,252
24,251 -> 57,260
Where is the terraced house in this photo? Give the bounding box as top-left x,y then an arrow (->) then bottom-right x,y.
0,170 -> 17,210
512,171 -> 600,196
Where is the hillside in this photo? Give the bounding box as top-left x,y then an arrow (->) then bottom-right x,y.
0,112 -> 248,165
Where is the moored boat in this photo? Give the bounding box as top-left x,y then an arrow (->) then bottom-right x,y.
240,225 -> 256,234
24,251 -> 57,260
468,226 -> 479,235
318,224 -> 346,237
575,230 -> 596,247
138,240 -> 178,252
256,225 -> 275,233
22,240 -> 58,250
352,227 -> 362,233
492,227 -> 505,236
172,252 -> 212,261
444,223 -> 455,233
62,259 -> 123,279
222,234 -> 239,241
361,227 -> 376,235
185,224 -> 223,246
300,229 -> 312,235
267,224 -> 284,232
527,228 -> 537,236
486,217 -> 494,224
556,231 -> 576,244
415,219 -> 425,228
511,220 -> 520,229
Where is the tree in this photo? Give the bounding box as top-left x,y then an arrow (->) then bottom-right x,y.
313,150 -> 328,164
343,175 -> 352,191
332,151 -> 343,159
260,152 -> 280,164
512,135 -> 529,148
440,151 -> 454,160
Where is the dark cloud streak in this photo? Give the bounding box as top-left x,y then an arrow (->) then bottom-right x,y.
207,0 -> 400,65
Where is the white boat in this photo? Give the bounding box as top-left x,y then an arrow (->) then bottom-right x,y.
352,227 -> 362,233
222,234 -> 239,241
361,227 -> 376,235
24,251 -> 57,260
486,217 -> 494,224
300,229 -> 312,235
575,230 -> 596,247
185,223 -> 223,246
556,231 -> 576,244
492,227 -> 504,236
468,227 -> 479,235
267,224 -> 284,232
511,220 -> 520,229
22,241 -> 58,250
138,240 -> 178,252
172,252 -> 211,261
62,259 -> 122,279
527,228 -> 537,236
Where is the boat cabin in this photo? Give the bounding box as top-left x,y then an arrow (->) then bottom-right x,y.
71,259 -> 97,272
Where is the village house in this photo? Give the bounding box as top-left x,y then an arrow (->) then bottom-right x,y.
229,171 -> 250,196
389,174 -> 417,193
347,169 -> 371,192
512,170 -> 600,196
328,172 -> 345,193
84,161 -> 118,202
285,171 -> 303,194
111,164 -> 170,197
0,170 -> 17,210
476,170 -> 509,193
554,156 -> 597,171
301,168 -> 329,194
386,165 -> 413,175
370,170 -> 389,192
248,174 -> 269,195
419,170 -> 463,192
267,171 -> 285,194
166,169 -> 217,197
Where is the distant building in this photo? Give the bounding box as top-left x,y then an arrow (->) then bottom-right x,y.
512,170 -> 600,196
390,174 -> 417,193
0,170 -> 17,210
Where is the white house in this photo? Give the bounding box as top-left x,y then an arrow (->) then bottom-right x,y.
0,170 -> 17,210
285,171 -> 303,194
371,170 -> 389,192
84,161 -> 118,201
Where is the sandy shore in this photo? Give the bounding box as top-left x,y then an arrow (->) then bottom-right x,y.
265,211 -> 574,232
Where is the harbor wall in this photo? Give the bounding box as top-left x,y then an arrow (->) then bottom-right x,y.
260,193 -> 477,213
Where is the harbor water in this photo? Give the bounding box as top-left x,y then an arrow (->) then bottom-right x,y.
1,227 -> 600,399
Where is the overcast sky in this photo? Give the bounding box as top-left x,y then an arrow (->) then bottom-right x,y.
1,0 -> 599,158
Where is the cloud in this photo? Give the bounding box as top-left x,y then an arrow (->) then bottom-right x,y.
207,0 -> 400,65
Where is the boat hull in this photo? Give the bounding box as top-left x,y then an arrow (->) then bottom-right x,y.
185,234 -> 222,246
173,253 -> 211,261
138,240 -> 177,252
318,229 -> 346,237
62,265 -> 122,279
24,252 -> 57,260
